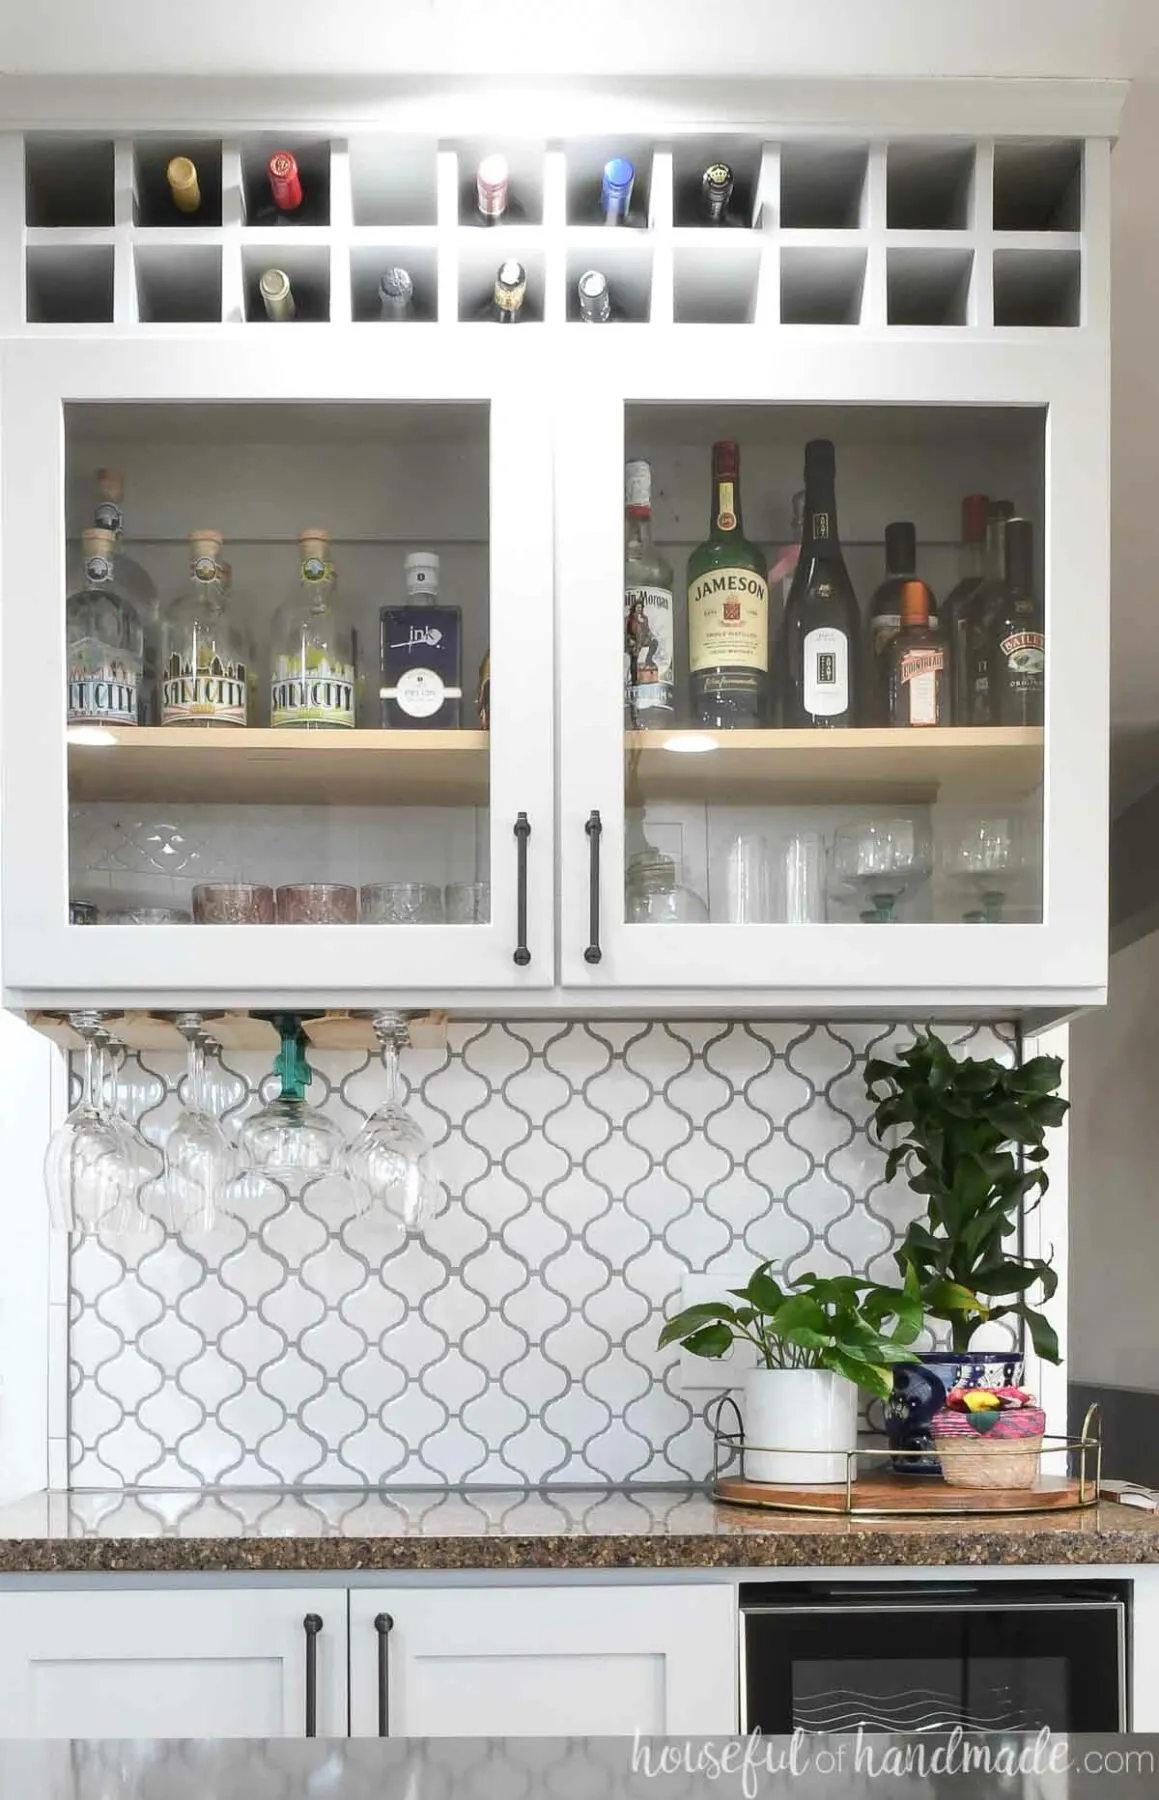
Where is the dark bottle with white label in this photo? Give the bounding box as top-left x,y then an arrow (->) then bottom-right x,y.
780,439 -> 861,729
866,522 -> 937,726
380,552 -> 463,729
986,517 -> 1045,727
887,580 -> 947,728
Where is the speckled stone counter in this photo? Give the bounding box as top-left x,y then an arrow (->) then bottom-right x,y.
0,1487 -> 1155,1572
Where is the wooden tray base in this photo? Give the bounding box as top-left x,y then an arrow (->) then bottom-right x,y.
714,1470 -> 1094,1516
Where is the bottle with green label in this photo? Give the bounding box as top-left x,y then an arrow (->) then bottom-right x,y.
686,441 -> 770,729
160,530 -> 249,728
269,530 -> 356,729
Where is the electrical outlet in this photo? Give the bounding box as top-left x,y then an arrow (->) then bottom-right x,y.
675,1270 -> 759,1392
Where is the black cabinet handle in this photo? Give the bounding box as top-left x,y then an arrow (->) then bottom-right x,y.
513,813 -> 531,967
303,1613 -> 322,1737
584,810 -> 603,964
375,1612 -> 395,1737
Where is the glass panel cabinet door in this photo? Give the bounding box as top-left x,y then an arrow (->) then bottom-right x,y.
558,343 -> 1107,1009
1,338 -> 554,1004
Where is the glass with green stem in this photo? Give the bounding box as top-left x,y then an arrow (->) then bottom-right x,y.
238,1013 -> 344,1177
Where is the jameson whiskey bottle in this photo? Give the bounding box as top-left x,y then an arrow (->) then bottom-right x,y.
269,531 -> 356,729
687,441 -> 769,728
160,530 -> 249,727
987,517 -> 1045,726
781,439 -> 862,728
623,460 -> 675,728
380,553 -> 463,729
66,528 -> 143,727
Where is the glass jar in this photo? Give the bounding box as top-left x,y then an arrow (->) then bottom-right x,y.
277,883 -> 358,924
103,905 -> 191,925
360,882 -> 445,924
625,850 -> 708,924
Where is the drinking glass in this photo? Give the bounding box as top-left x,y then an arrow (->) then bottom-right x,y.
716,833 -> 772,923
344,1011 -> 440,1233
276,883 -> 357,924
830,818 -> 933,923
193,883 -> 275,924
164,1014 -> 241,1231
238,1015 -> 344,1177
939,815 -> 1025,923
445,881 -> 490,923
43,1017 -> 158,1235
360,882 -> 445,924
781,831 -> 827,923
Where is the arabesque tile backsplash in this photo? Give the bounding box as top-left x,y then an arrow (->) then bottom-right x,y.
67,1019 -> 1011,1489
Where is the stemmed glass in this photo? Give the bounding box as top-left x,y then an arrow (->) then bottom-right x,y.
344,1010 -> 440,1233
830,817 -> 933,923
163,1012 -> 240,1230
238,1013 -> 344,1178
43,1012 -> 158,1235
939,814 -> 1025,923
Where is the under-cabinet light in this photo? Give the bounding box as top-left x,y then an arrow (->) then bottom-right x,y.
66,727 -> 117,747
662,735 -> 719,754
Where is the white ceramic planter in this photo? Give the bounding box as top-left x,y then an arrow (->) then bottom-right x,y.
742,1367 -> 859,1485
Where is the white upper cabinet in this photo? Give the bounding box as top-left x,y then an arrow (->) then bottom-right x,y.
0,114 -> 1113,1017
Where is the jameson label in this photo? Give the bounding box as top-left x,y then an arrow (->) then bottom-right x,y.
1000,629 -> 1045,692
802,624 -> 848,716
161,651 -> 248,725
625,583 -> 675,717
68,637 -> 140,726
899,645 -> 945,727
271,655 -> 355,728
688,567 -> 769,675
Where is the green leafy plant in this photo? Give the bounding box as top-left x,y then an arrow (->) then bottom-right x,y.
657,1266 -> 923,1401
865,1028 -> 1069,1361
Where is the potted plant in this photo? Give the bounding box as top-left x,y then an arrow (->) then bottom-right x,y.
659,1266 -> 921,1485
865,1028 -> 1068,1470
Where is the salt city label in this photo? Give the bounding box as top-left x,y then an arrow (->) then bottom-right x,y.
688,567 -> 769,674
68,644 -> 139,727
271,660 -> 356,728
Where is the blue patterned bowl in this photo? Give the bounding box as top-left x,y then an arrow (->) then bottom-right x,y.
886,1350 -> 1025,1475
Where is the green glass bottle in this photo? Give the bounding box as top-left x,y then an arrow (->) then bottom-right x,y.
686,441 -> 770,728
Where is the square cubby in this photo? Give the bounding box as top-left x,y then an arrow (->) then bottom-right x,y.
242,244 -> 330,322
780,141 -> 868,230
133,137 -> 223,227
458,241 -> 544,321
993,249 -> 1081,327
673,244 -> 761,323
455,139 -> 545,226
780,246 -> 866,325
135,245 -> 222,323
993,140 -> 1082,232
565,138 -> 655,227
672,137 -> 763,228
241,134 -> 331,227
25,135 -> 114,228
351,245 -> 438,321
887,249 -> 973,326
350,136 -> 437,226
887,141 -> 975,230
26,245 -> 114,323
565,244 -> 652,322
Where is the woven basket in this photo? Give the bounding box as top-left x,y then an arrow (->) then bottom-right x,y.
930,1405 -> 1046,1490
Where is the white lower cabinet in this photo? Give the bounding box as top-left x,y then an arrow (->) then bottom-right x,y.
0,1588 -> 348,1738
349,1584 -> 738,1737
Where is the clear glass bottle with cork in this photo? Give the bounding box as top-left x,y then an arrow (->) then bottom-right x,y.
269,531 -> 356,729
66,528 -> 144,728
379,552 -> 463,729
160,530 -> 249,727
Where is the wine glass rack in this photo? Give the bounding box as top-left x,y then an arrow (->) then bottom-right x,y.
11,130 -> 1095,332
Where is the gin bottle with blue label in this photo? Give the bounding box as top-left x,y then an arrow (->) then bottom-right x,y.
380,553 -> 463,729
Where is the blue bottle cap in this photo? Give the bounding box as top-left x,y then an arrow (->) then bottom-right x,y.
601,156 -> 636,217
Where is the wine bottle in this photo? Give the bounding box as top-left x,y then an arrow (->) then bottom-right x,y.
267,150 -> 302,213
887,580 -> 947,727
476,154 -> 524,225
259,268 -> 295,321
965,499 -> 1016,725
166,156 -> 200,214
942,494 -> 990,724
577,269 -> 613,322
987,517 -> 1045,726
477,260 -> 526,322
781,439 -> 861,729
865,522 -> 937,725
601,157 -> 635,225
700,162 -> 735,224
378,267 -> 415,320
687,442 -> 769,729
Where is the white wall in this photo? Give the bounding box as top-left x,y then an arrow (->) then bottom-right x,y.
1069,930 -> 1159,1389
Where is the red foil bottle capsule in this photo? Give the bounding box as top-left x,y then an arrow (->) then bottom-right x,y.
267,150 -> 303,212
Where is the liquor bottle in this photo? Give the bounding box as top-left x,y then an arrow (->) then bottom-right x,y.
887,580 -> 947,727
601,157 -> 635,224
259,268 -> 295,321
577,270 -> 613,322
687,441 -> 770,729
477,260 -> 526,322
378,267 -> 415,320
767,489 -> 804,699
269,531 -> 356,730
69,469 -> 160,725
160,530 -> 249,727
700,162 -> 735,224
965,499 -> 1016,725
987,517 -> 1045,726
866,522 -> 937,726
475,154 -> 524,225
380,552 -> 463,729
477,652 -> 490,728
66,529 -> 143,728
166,156 -> 200,214
942,493 -> 990,724
781,439 -> 862,729
624,460 -> 675,728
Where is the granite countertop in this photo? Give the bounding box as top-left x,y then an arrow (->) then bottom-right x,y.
0,1486 -> 1155,1572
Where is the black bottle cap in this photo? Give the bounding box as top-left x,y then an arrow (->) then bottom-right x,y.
884,520 -> 916,575
804,438 -> 835,479
1004,517 -> 1034,593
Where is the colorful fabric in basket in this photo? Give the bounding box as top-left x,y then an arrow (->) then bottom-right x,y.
932,1404 -> 1046,1441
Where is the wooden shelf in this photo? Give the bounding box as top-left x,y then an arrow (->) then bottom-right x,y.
25,1009 -> 449,1053
625,727 -> 1044,805
68,728 -> 490,808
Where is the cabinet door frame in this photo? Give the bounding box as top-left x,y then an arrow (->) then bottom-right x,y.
0,1585 -> 349,1737
556,332 -> 1108,1012
349,1582 -> 738,1737
0,334 -> 556,1006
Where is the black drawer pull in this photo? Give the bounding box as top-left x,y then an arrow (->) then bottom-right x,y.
303,1613 -> 322,1737
584,810 -> 603,964
513,813 -> 531,966
375,1611 -> 395,1737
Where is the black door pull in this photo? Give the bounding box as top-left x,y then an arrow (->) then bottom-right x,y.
513,813 -> 531,966
303,1613 -> 322,1737
584,810 -> 603,964
375,1611 -> 395,1736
